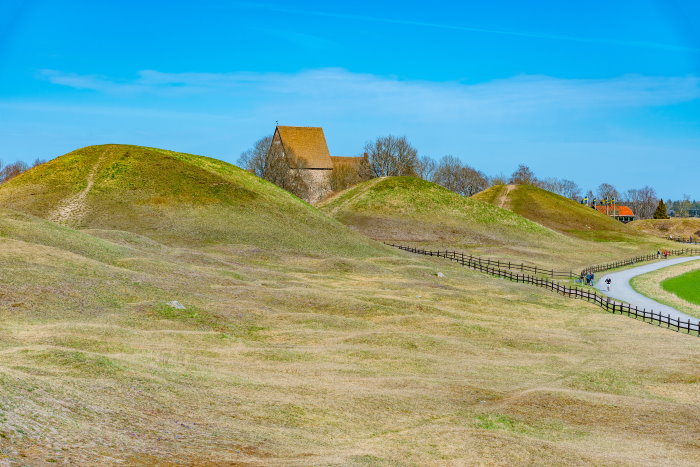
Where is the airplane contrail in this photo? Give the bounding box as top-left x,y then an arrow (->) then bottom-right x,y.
237,2 -> 700,53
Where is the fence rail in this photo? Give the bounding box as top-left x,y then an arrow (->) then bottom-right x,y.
388,245 -> 577,279
670,236 -> 699,245
580,248 -> 700,275
388,243 -> 700,336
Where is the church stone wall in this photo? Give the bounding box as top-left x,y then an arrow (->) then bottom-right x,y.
295,169 -> 332,204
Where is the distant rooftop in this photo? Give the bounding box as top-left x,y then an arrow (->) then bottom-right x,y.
595,205 -> 634,217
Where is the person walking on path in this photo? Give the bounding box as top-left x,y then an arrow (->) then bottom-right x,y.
605,277 -> 612,292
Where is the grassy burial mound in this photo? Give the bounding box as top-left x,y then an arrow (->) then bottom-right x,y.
630,218 -> 700,240
474,184 -> 636,242
0,144 -> 383,256
318,176 -> 582,264
320,176 -> 663,269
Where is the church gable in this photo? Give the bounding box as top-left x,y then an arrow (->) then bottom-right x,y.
274,126 -> 334,169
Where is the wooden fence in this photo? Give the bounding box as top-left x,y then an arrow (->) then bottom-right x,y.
580,248 -> 700,275
387,244 -> 577,279
388,244 -> 700,336
670,236 -> 699,245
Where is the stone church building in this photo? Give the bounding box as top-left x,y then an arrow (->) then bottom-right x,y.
269,125 -> 367,203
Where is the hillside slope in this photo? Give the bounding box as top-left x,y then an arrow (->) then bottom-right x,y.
322,177 -> 674,269
320,177 -> 590,268
473,184 -> 634,241
2,199 -> 700,465
630,218 -> 700,240
0,144 -> 384,256
321,176 -> 557,241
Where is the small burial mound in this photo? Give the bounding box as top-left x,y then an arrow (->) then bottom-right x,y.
0,144 -> 383,255
630,218 -> 700,240
474,184 -> 640,242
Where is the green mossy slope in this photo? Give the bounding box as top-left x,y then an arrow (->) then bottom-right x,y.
0,144 -> 385,256
474,184 -> 640,242
320,176 -> 562,248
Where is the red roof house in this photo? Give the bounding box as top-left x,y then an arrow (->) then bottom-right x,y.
594,205 -> 635,223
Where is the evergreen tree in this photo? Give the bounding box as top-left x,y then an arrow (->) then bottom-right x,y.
653,199 -> 669,219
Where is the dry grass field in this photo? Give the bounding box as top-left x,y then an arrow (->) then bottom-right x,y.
630,218 -> 700,240
1,147 -> 699,465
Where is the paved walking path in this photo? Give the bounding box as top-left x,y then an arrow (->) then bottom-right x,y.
595,256 -> 700,324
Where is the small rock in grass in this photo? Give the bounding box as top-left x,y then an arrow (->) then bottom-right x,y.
167,300 -> 186,310
437,272 -> 445,278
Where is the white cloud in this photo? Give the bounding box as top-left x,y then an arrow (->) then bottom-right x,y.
39,68 -> 700,122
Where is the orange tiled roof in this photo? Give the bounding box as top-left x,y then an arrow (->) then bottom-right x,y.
595,205 -> 635,217
275,126 -> 333,169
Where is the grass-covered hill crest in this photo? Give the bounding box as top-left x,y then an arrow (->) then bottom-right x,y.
473,183 -> 638,241
0,144 -> 383,255
322,176 -> 549,231
319,176 -> 568,249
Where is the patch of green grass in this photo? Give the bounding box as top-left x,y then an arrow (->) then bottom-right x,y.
662,268 -> 700,305
473,412 -> 585,441
51,337 -> 133,354
474,413 -> 519,431
244,349 -> 313,362
567,368 -> 640,395
346,454 -> 402,466
22,349 -> 122,377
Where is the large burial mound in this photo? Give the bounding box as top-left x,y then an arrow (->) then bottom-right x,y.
0,144 -> 383,256
630,218 -> 700,240
322,177 -> 673,269
474,184 -> 643,242
320,176 -> 557,243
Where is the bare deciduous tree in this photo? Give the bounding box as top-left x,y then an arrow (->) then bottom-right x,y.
237,135 -> 309,199
237,135 -> 273,178
489,173 -> 508,186
540,177 -> 560,192
624,186 -> 657,219
540,177 -> 581,200
415,155 -> 437,181
677,194 -> 692,218
364,135 -> 418,177
560,179 -> 581,200
432,155 -> 488,197
509,164 -> 538,185
329,158 -> 373,192
0,161 -> 29,183
596,183 -> 620,201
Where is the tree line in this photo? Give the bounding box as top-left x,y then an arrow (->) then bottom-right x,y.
0,159 -> 45,184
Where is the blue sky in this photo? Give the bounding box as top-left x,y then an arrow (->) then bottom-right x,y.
1,0 -> 699,198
